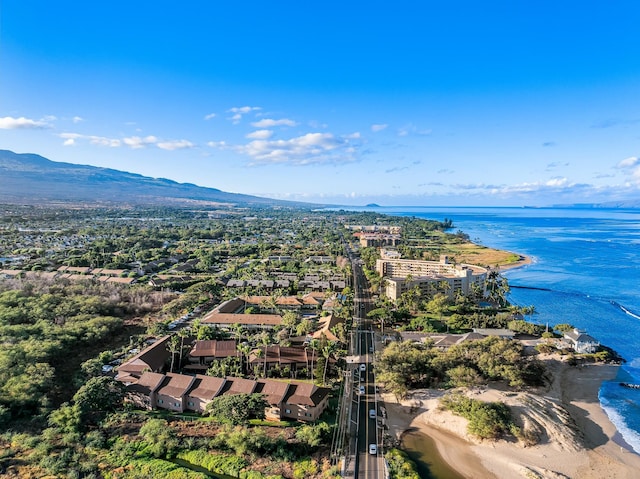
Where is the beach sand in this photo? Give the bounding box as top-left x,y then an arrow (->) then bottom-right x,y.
383,358 -> 640,479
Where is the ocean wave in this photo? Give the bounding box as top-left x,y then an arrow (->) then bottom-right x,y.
612,301 -> 640,320
600,394 -> 640,454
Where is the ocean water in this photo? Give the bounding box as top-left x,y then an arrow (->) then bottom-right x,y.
362,206 -> 640,454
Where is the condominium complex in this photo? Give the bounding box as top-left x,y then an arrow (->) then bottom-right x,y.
376,255 -> 488,300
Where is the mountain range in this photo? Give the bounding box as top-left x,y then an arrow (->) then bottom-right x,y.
0,149 -> 314,208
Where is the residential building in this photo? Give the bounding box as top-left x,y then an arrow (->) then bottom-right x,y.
377,255 -> 487,300
564,328 -> 600,353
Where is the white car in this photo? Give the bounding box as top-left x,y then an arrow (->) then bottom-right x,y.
358,385 -> 365,395
359,363 -> 366,372
369,409 -> 376,419
369,443 -> 377,455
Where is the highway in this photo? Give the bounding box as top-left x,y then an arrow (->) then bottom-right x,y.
345,242 -> 386,479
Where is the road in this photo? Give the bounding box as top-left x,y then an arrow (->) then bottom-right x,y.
346,243 -> 387,479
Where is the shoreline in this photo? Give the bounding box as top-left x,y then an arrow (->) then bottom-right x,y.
383,358 -> 640,479
497,252 -> 533,271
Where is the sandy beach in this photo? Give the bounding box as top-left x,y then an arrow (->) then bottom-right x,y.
383,357 -> 640,479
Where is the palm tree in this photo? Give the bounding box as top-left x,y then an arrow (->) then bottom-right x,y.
237,342 -> 252,376
321,343 -> 335,385
256,331 -> 271,377
167,335 -> 180,373
229,322 -> 245,343
307,339 -> 320,383
177,328 -> 190,369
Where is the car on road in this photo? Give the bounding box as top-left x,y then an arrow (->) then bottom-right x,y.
358,385 -> 365,395
359,363 -> 366,371
369,444 -> 377,455
369,409 -> 376,419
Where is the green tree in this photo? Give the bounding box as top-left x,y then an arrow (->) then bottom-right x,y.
139,418 -> 179,458
205,393 -> 268,425
72,376 -> 125,427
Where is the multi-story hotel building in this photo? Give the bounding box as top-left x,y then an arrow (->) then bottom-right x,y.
376,255 -> 488,301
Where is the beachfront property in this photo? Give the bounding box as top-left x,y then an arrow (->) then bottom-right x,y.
376,255 -> 488,301
119,372 -> 331,421
564,328 -> 600,353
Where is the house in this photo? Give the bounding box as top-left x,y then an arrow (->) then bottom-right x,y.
220,377 -> 257,396
155,373 -> 197,412
243,295 -> 304,311
281,381 -> 331,422
256,379 -> 292,421
123,371 -> 166,409
185,375 -> 227,413
472,328 -> 516,340
186,340 -> 239,371
564,328 -> 600,353
116,335 -> 172,379
201,312 -> 283,331
249,345 -> 309,373
121,372 -> 331,422
312,313 -> 343,342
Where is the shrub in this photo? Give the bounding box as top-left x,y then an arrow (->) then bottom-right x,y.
440,393 -> 514,440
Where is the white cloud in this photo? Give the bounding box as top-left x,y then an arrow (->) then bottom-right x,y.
226,106 -> 261,124
72,116 -> 84,123
157,139 -> 195,150
617,156 -> 639,169
236,132 -> 359,165
60,131 -> 196,151
371,124 -> 388,132
545,177 -> 568,187
89,136 -> 122,147
246,129 -> 273,140
123,135 -> 158,149
228,106 -> 261,114
398,124 -> 432,137
251,118 -> 297,128
0,116 -> 52,129
204,113 -> 217,120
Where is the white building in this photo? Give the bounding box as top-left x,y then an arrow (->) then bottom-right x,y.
376,255 -> 487,301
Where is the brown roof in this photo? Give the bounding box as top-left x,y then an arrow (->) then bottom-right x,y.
284,382 -> 331,407
244,296 -> 303,307
157,373 -> 196,398
189,340 -> 238,358
213,298 -> 246,313
221,377 -> 257,395
202,313 -> 282,327
256,379 -> 292,406
249,345 -> 308,365
187,375 -> 227,401
117,335 -> 171,376
126,371 -> 166,395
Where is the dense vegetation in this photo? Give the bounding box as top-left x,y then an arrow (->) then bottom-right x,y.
439,393 -> 518,440
376,337 -> 547,400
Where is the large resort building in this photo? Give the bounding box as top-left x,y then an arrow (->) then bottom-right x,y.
376,254 -> 488,301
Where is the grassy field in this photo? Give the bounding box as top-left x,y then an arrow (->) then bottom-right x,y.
440,242 -> 525,268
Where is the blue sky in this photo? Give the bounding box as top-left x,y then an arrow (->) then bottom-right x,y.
2,1 -> 640,206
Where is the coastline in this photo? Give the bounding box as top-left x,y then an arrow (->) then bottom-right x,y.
497,253 -> 533,271
383,358 -> 640,479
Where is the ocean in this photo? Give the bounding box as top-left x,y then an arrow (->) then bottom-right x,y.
359,205 -> 640,454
